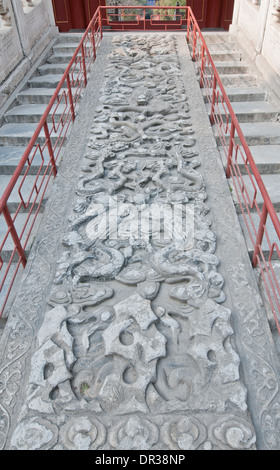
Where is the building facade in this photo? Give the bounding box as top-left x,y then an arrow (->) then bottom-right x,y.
1,1 -> 280,108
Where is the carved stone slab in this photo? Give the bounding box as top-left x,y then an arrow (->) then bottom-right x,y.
1,33 -> 279,450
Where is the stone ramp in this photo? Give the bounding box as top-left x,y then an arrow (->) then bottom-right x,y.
0,33 -> 280,451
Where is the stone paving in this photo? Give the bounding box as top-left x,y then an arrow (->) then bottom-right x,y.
1,33 -> 280,451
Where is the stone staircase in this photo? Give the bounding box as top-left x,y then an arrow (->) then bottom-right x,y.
201,32 -> 280,260
0,33 -> 83,325
200,32 -> 280,330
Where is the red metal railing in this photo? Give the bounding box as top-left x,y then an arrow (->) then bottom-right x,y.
1,6 -> 279,331
99,5 -> 188,30
186,9 -> 280,332
0,8 -> 102,317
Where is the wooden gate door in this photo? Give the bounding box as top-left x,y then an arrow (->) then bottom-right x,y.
219,0 -> 235,30
186,0 -> 207,29
186,0 -> 235,30
52,0 -> 105,32
51,0 -> 72,32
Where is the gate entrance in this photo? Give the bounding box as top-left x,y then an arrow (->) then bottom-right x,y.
51,0 -> 105,32
51,0 -> 235,32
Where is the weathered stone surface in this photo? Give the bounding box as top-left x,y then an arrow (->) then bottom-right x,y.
1,33 -> 280,451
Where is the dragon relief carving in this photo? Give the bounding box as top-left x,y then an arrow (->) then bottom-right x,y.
8,34 -> 257,450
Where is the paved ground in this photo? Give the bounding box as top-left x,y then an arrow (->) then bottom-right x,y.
0,32 -> 280,451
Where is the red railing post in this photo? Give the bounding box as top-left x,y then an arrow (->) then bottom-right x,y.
99,8 -> 103,39
66,74 -> 75,123
226,122 -> 235,178
43,121 -> 57,177
3,205 -> 27,268
144,7 -> 146,30
81,44 -> 87,87
192,23 -> 197,61
210,75 -> 217,125
200,44 -> 205,88
252,203 -> 269,268
91,23 -> 97,61
187,7 -> 190,41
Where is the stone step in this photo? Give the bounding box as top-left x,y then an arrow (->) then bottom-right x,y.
214,61 -> 250,75
203,32 -> 232,40
218,145 -> 280,175
238,211 -> 280,259
0,146 -> 49,175
203,86 -> 267,103
229,173 -> 280,212
28,74 -> 69,89
206,42 -> 241,55
249,145 -> 280,174
240,122 -> 280,146
47,52 -> 81,64
205,43 -> 240,54
28,72 -> 82,89
0,123 -> 39,146
38,63 -> 72,76
203,38 -> 238,49
214,74 -> 258,87
207,100 -> 279,123
209,51 -> 243,62
224,87 -> 267,103
56,33 -> 84,43
0,173 -> 52,212
0,212 -> 43,262
214,122 -> 280,146
0,122 -> 66,146
17,88 -> 57,105
52,42 -> 82,54
4,103 -> 68,124
16,86 -> 80,106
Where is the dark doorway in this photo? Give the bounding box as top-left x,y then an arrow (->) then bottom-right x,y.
186,0 -> 235,30
68,0 -> 87,30
52,0 -> 105,32
206,0 -> 223,28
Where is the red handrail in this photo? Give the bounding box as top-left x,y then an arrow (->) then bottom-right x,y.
0,7 -> 102,316
0,8 -> 100,214
187,8 -> 280,331
187,9 -> 280,244
100,5 -> 189,31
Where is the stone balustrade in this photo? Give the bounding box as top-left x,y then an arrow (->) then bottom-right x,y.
21,0 -> 34,9
0,0 -> 11,28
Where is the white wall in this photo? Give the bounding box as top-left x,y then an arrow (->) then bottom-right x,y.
262,1 -> 280,76
0,0 -> 57,108
0,0 -> 23,83
230,0 -> 280,99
